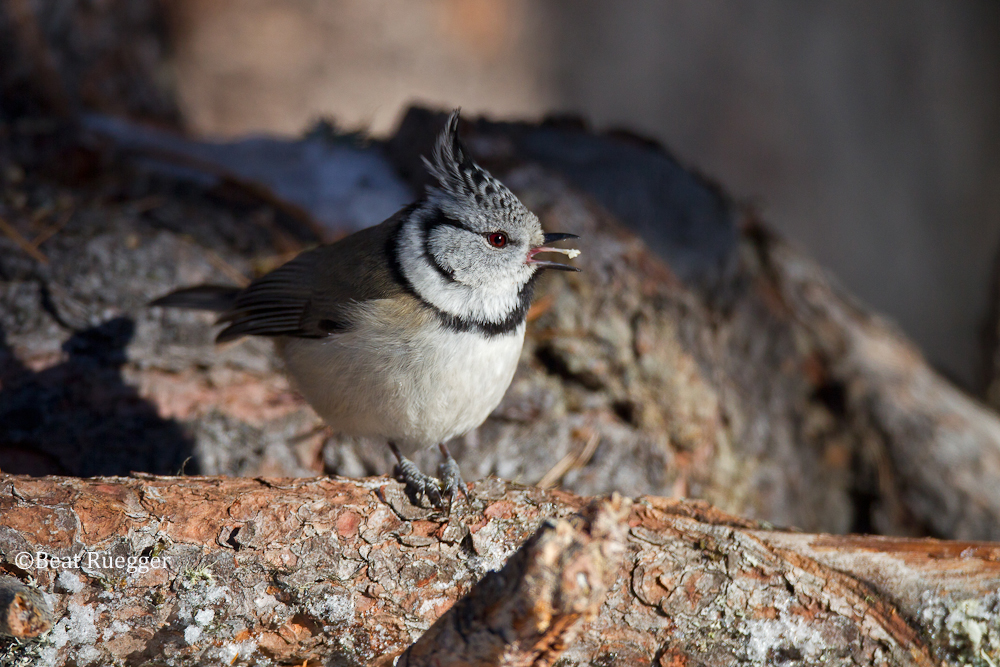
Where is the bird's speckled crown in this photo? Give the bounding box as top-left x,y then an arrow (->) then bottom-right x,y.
422,110 -> 523,219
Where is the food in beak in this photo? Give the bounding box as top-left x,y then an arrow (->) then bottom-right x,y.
528,232 -> 581,271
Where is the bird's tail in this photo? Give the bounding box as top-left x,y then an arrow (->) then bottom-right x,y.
150,285 -> 241,313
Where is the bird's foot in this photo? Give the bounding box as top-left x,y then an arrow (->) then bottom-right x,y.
437,443 -> 468,508
389,443 -> 443,508
388,443 -> 468,511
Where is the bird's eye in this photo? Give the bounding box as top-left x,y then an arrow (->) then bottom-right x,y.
487,232 -> 508,248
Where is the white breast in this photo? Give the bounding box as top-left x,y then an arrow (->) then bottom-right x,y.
278,299 -> 524,454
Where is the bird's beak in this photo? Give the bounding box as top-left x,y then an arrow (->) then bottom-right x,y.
527,233 -> 581,272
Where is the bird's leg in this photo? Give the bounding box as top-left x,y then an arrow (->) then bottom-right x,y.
388,442 -> 443,508
437,442 -> 468,508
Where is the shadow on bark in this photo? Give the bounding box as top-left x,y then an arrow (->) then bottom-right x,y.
0,317 -> 196,476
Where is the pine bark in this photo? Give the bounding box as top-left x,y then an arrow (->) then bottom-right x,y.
1,474 -> 998,666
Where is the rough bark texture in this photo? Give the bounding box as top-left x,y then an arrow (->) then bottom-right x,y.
1,474 -> 998,667
398,495 -> 632,667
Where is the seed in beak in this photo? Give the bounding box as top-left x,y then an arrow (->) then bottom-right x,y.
527,234 -> 582,271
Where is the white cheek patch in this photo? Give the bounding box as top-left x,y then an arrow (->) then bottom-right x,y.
397,217 -> 528,324
427,225 -> 479,275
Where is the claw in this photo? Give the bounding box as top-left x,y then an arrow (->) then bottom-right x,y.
438,443 -> 468,510
386,442 -> 470,511
389,442 -> 444,508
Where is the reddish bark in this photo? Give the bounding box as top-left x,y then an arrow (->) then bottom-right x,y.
1,475 -> 997,666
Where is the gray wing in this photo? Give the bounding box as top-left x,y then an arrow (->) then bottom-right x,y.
215,214 -> 405,343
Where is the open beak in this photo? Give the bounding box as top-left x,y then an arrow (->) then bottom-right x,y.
527,232 -> 581,272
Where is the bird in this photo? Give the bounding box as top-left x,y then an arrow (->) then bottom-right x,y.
152,110 -> 580,508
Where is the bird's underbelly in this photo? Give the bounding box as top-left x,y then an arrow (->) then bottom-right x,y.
278,315 -> 524,452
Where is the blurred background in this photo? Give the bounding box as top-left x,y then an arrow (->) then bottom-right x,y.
5,0 -> 1000,391
168,0 -> 1000,391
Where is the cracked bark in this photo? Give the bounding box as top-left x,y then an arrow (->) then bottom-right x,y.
1,474 -> 998,666
397,495 -> 632,667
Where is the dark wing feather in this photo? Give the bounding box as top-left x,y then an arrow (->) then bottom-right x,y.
215,252 -> 319,341
214,213 -> 406,343
151,285 -> 241,312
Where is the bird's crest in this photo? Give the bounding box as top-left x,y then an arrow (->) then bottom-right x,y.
423,109 -> 511,210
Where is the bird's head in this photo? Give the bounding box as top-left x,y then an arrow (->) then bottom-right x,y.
396,110 -> 579,333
